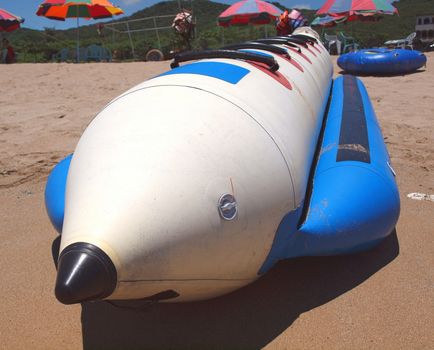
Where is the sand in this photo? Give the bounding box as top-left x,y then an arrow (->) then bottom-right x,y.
0,54 -> 433,349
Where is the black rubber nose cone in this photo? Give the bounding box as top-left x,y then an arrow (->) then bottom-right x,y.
55,242 -> 117,305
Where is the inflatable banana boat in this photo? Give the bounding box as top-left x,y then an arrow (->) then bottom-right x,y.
45,28 -> 400,305
338,48 -> 427,75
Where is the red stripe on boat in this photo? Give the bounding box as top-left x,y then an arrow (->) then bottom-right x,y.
286,46 -> 312,64
278,54 -> 304,72
310,43 -> 321,53
248,61 -> 292,90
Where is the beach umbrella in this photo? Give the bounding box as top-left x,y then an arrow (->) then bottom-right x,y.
218,0 -> 282,27
316,0 -> 397,19
311,13 -> 385,27
0,8 -> 24,32
311,14 -> 347,28
313,0 -> 397,30
36,0 -> 124,62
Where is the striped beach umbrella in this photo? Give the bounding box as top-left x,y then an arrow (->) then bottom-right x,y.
0,8 -> 24,32
311,14 -> 347,27
312,12 -> 387,27
314,0 -> 397,28
218,0 -> 282,27
36,0 -> 123,20
316,0 -> 398,19
36,0 -> 124,62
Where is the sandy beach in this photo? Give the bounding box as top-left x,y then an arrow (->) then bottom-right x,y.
0,54 -> 433,349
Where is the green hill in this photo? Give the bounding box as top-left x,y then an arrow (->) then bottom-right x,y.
4,0 -> 433,62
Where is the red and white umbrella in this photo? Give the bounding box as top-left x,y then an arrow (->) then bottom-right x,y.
218,0 -> 282,27
313,0 -> 397,27
317,0 -> 397,19
0,8 -> 24,32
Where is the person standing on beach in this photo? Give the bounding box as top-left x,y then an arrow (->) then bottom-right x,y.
2,38 -> 16,64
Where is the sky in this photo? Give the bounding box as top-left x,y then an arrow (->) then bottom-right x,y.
0,0 -> 326,30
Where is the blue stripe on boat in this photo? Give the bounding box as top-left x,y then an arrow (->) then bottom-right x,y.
159,62 -> 250,84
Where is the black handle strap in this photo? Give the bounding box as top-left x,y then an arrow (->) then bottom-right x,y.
223,42 -> 290,57
290,34 -> 318,45
170,49 -> 279,72
254,38 -> 302,52
271,36 -> 309,48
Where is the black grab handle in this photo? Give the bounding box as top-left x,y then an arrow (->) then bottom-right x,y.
254,38 -> 302,52
223,42 -> 290,56
271,36 -> 309,48
290,34 -> 318,45
286,37 -> 308,47
170,50 -> 279,72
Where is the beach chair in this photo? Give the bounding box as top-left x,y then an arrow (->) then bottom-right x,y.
100,47 -> 112,62
86,44 -> 102,61
323,33 -> 341,55
86,45 -> 112,62
338,32 -> 360,54
384,32 -> 416,50
79,47 -> 88,62
52,48 -> 69,62
69,48 -> 87,62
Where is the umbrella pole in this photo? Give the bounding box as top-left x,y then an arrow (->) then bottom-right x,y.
77,17 -> 80,63
126,22 -> 135,60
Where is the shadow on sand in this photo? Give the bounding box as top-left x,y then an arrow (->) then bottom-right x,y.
69,231 -> 399,350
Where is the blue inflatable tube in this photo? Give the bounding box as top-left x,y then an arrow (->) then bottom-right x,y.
45,154 -> 72,233
338,48 -> 426,75
259,75 -> 400,273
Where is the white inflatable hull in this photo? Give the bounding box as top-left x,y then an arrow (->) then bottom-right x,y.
48,28 -> 334,303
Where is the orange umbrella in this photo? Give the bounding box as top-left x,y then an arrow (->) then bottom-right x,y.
37,0 -> 123,20
37,0 -> 124,62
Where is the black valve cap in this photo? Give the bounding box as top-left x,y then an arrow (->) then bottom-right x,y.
55,242 -> 117,305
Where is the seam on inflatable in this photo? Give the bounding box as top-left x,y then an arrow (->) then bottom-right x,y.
119,278 -> 252,282
97,84 -> 297,205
